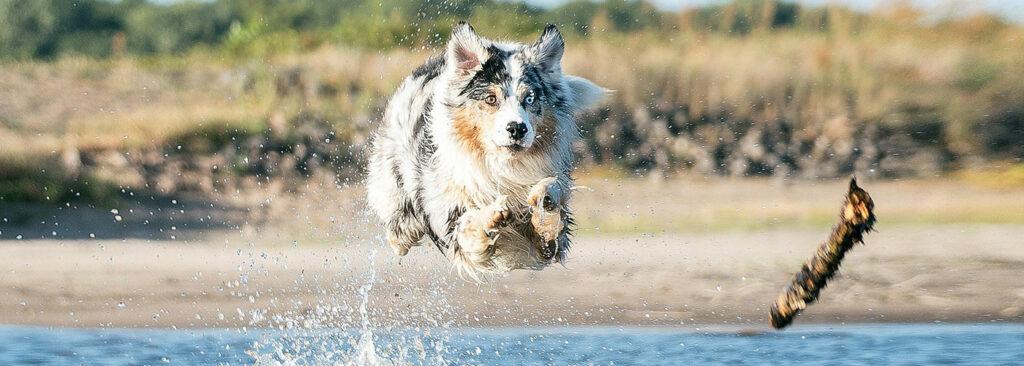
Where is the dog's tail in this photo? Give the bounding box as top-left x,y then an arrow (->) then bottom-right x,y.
565,75 -> 610,113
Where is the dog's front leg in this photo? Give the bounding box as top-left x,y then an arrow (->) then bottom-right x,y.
528,177 -> 566,242
454,195 -> 511,265
528,177 -> 571,260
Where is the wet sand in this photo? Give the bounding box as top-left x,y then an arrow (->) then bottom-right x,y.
1,224 -> 1022,329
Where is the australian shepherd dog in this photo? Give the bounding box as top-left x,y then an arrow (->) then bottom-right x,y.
366,22 -> 606,277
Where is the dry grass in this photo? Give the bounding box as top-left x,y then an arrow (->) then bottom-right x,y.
232,176 -> 1024,246
567,176 -> 1024,234
596,14 -> 1022,174
955,164 -> 1024,189
1,22 -> 1022,203
0,47 -> 428,152
3,27 -> 1021,154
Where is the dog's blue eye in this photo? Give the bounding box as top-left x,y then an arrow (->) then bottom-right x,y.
524,93 -> 535,105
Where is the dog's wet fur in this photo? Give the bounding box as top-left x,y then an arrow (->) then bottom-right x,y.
366,22 -> 606,277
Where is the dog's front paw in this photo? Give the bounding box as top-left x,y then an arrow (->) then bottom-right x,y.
482,195 -> 512,234
528,177 -> 565,243
457,195 -> 511,255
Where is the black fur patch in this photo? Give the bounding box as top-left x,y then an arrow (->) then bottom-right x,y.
412,96 -> 444,251
460,47 -> 511,98
522,65 -> 566,110
414,97 -> 436,157
392,160 -> 404,189
411,55 -> 445,81
445,207 -> 466,238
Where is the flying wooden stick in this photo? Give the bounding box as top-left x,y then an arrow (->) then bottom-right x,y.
769,178 -> 876,329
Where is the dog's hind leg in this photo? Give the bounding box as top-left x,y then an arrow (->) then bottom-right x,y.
385,201 -> 427,256
367,148 -> 426,256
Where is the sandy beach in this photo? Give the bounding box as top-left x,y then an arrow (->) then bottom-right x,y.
1,179 -> 1022,329
1,225 -> 1022,329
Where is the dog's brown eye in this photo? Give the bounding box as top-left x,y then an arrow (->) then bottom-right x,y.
484,95 -> 497,106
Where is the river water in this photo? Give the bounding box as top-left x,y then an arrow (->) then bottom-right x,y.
0,323 -> 1021,365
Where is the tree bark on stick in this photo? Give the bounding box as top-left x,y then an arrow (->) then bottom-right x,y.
769,178 -> 876,329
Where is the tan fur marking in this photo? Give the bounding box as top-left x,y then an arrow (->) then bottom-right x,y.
452,85 -> 508,158
451,106 -> 487,157
444,182 -> 474,205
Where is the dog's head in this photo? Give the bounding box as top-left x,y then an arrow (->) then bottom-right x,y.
442,22 -> 606,156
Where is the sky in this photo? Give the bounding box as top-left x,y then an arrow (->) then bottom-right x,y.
524,0 -> 1024,23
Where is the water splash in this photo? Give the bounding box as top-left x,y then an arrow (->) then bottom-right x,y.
244,237 -> 455,366
353,250 -> 380,366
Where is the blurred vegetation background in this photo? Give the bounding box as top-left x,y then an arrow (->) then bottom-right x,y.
1,0 -> 1022,206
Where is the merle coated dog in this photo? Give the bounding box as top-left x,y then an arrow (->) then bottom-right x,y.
367,22 -> 606,277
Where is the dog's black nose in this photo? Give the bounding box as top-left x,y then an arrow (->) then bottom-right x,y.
506,121 -> 527,141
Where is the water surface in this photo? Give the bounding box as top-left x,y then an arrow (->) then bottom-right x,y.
0,324 -> 1021,365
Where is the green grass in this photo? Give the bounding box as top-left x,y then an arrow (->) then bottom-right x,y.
0,161 -> 124,206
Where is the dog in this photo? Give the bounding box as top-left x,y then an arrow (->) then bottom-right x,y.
366,22 -> 606,276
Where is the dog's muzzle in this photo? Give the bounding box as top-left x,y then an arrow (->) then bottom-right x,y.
506,121 -> 528,142
504,121 -> 531,150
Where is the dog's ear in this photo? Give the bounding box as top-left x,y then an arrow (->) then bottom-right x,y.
531,24 -> 564,72
447,21 -> 486,74
565,75 -> 609,113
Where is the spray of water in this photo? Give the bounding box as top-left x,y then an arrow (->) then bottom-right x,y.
353,250 -> 380,366
242,225 -> 459,366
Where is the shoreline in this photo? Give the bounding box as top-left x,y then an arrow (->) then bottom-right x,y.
2,224 -> 1022,329
3,322 -> 1024,332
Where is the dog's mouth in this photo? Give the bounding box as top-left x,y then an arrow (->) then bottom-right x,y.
504,144 -> 527,152
492,142 -> 529,153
